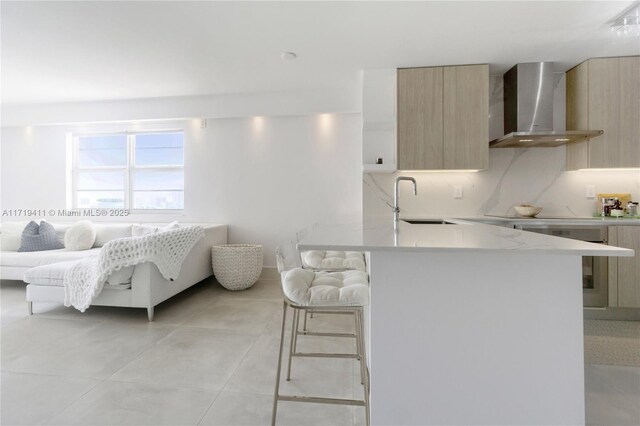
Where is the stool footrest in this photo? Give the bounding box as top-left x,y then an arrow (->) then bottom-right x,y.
292,352 -> 359,359
305,310 -> 355,315
277,395 -> 366,407
297,331 -> 356,338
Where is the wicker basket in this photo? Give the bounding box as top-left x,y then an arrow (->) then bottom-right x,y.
211,244 -> 263,291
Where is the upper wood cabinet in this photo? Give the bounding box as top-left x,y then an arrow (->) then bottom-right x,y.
397,64 -> 488,170
566,56 -> 640,170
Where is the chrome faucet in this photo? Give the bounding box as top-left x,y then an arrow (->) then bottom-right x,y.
393,176 -> 417,226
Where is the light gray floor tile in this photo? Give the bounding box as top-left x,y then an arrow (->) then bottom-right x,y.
183,299 -> 280,334
110,327 -> 257,391
200,390 -> 354,426
1,280 -> 31,319
2,317 -> 173,379
223,332 -> 282,395
4,275 -> 639,426
199,391 -> 272,426
47,380 -> 217,426
1,371 -> 99,426
225,314 -> 357,398
1,314 -> 26,328
585,364 -> 640,426
264,304 -> 293,334
215,278 -> 283,301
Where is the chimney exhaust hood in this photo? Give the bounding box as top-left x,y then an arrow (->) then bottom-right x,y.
489,62 -> 603,148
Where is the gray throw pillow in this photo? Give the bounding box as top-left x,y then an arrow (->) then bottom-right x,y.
17,221 -> 65,252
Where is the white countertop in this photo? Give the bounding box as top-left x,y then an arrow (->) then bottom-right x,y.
297,220 -> 634,256
404,214 -> 640,226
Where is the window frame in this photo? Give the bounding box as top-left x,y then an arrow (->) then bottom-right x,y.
71,129 -> 185,213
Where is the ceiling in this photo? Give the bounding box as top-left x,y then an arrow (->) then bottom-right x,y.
2,1 -> 639,105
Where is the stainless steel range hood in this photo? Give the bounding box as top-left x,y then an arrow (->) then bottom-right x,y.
489,62 -> 603,148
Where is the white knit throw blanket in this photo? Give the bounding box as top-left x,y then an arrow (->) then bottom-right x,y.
64,225 -> 205,312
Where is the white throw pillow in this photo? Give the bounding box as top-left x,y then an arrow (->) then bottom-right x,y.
64,221 -> 96,251
132,221 -> 180,237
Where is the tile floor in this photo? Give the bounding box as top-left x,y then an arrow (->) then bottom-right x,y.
1,277 -> 639,425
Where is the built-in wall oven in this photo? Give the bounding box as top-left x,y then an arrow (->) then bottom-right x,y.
516,225 -> 609,308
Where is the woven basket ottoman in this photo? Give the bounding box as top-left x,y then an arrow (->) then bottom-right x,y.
211,244 -> 263,291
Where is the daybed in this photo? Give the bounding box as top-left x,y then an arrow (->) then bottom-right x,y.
0,222 -> 227,320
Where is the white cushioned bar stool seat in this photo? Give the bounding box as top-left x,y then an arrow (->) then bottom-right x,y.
300,250 -> 367,272
281,268 -> 368,306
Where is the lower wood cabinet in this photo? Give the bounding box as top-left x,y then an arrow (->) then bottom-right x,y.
608,226 -> 640,308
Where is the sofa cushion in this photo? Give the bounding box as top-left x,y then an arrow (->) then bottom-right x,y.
64,221 -> 96,251
107,266 -> 134,286
0,248 -> 100,268
1,221 -> 29,251
23,260 -> 80,287
51,223 -> 72,242
18,221 -> 65,252
23,260 -> 131,290
94,224 -> 133,247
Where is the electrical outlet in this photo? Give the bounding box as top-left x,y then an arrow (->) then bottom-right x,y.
586,185 -> 596,199
453,186 -> 463,199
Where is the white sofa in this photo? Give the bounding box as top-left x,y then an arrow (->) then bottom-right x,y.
0,222 -> 227,320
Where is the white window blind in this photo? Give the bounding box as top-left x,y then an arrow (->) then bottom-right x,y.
72,131 -> 184,210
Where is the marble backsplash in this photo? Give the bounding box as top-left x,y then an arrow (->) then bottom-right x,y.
363,147 -> 640,220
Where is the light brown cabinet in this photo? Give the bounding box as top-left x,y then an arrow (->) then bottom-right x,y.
566,56 -> 640,170
608,226 -> 640,308
397,64 -> 488,170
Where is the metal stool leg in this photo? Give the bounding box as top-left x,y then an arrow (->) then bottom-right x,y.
292,309 -> 301,354
355,311 -> 365,385
286,309 -> 300,381
357,308 -> 370,426
272,301 -> 288,426
303,310 -> 308,331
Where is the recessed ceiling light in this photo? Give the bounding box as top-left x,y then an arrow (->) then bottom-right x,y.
281,52 -> 297,61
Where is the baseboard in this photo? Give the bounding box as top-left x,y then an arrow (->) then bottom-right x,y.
584,307 -> 640,321
260,266 -> 279,280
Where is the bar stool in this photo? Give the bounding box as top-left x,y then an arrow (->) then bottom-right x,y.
296,227 -> 368,330
272,242 -> 370,426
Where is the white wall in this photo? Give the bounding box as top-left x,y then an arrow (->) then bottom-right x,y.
1,113 -> 362,266
1,88 -> 361,127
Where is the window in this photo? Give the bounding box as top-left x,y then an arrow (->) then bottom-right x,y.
72,131 -> 184,210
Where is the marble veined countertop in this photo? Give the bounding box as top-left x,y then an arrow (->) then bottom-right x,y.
297,220 -> 634,256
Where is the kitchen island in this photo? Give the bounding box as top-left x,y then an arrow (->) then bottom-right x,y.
297,220 -> 634,425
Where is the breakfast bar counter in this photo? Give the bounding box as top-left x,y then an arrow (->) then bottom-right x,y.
298,220 -> 633,425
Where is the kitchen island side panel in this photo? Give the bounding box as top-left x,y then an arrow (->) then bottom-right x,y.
369,251 -> 584,425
